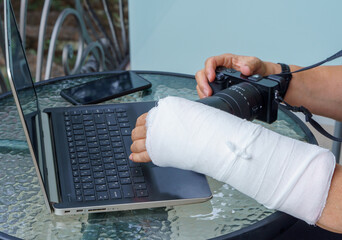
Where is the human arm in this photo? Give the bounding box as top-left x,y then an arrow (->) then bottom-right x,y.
130,54 -> 342,233
196,53 -> 342,121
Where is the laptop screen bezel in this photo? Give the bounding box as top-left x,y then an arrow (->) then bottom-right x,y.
3,0 -> 52,212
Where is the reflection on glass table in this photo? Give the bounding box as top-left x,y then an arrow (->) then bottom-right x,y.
0,71 -> 315,239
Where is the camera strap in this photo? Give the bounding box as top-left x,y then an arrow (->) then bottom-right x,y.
272,49 -> 342,142
275,95 -> 342,142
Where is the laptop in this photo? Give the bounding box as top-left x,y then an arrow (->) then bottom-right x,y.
2,0 -> 212,215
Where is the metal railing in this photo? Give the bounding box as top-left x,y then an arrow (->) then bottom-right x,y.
1,0 -> 129,92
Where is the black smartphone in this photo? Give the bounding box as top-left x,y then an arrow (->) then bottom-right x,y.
60,71 -> 152,105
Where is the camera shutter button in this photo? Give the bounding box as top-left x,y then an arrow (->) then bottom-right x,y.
248,74 -> 263,81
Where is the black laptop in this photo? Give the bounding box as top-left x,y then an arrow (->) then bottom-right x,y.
3,0 -> 212,215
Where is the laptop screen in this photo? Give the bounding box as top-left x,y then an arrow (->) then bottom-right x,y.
3,1 -> 46,183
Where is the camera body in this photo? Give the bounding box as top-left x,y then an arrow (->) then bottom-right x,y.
200,67 -> 287,123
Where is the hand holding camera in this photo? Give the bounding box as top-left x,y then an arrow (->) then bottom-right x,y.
198,67 -> 288,123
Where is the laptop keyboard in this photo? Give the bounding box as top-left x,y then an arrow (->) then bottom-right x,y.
64,107 -> 149,202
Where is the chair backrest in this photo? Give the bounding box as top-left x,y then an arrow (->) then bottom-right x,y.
0,0 -> 129,93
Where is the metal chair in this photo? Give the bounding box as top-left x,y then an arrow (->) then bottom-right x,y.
0,0 -> 129,93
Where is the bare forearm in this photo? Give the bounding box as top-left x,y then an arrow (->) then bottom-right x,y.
317,164 -> 342,233
284,65 -> 342,121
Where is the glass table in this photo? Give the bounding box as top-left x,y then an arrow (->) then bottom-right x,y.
0,71 -> 316,239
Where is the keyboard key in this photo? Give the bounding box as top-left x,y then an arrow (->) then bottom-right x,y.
95,178 -> 106,185
85,196 -> 96,201
94,109 -> 103,114
73,124 -> 83,130
79,164 -> 90,170
121,128 -> 131,136
99,140 -> 110,146
109,189 -> 122,199
118,165 -> 128,172
134,183 -> 147,190
104,108 -> 114,113
84,189 -> 95,196
75,140 -> 86,146
119,171 -> 130,178
81,176 -> 93,183
131,167 -> 143,177
111,136 -> 121,142
83,182 -> 94,189
106,169 -> 117,175
96,185 -> 107,191
133,177 -> 145,183
76,146 -> 87,152
90,153 -> 101,160
107,176 -> 118,182
103,157 -> 115,163
115,153 -> 125,159
74,135 -> 85,141
89,147 -> 100,154
100,146 -> 111,151
76,196 -> 83,201
86,137 -> 96,143
91,160 -> 102,166
96,124 -> 106,129
112,141 -> 123,147
78,158 -> 89,164
116,108 -> 126,113
84,120 -> 94,126
120,123 -> 130,128
71,110 -> 81,115
102,151 -> 113,157
83,115 -> 93,121
97,129 -> 108,135
109,131 -> 120,136
108,182 -> 119,189
94,114 -> 105,124
93,165 -> 104,172
75,189 -> 82,196
122,185 -> 134,198
88,142 -> 99,148
116,159 -> 127,165
85,126 -> 95,131
94,172 -> 105,178
97,192 -> 109,200
107,119 -> 117,126
104,163 -> 115,170
82,109 -> 92,115
77,152 -> 88,158
113,147 -> 124,153
80,170 -> 91,176
136,190 -> 148,198
108,126 -> 118,131
98,134 -> 109,140
121,178 -> 131,185
85,131 -> 96,137
116,112 -> 127,118
72,115 -> 82,124
118,117 -> 129,123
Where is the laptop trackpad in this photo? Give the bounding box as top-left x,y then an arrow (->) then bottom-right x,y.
147,165 -> 211,200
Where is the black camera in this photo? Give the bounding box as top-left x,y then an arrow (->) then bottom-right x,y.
197,67 -> 288,123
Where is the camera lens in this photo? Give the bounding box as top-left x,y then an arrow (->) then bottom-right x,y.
197,82 -> 263,121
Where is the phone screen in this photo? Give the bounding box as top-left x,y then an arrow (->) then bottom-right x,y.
60,71 -> 152,105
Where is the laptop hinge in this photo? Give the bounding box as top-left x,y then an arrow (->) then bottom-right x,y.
40,112 -> 60,203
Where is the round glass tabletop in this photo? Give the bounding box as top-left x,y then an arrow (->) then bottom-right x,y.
0,71 -> 315,239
